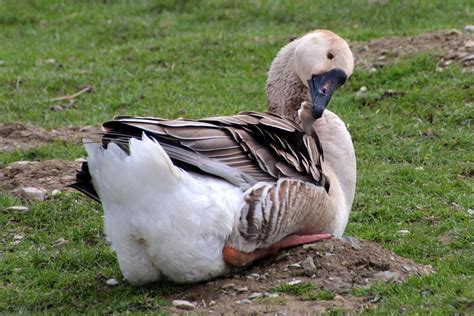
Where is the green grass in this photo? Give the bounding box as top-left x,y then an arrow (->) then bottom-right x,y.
1,0 -> 473,314
274,282 -> 335,301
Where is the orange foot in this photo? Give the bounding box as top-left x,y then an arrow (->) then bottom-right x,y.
223,233 -> 332,268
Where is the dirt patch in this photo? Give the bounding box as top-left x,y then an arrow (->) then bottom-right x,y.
0,123 -> 99,152
165,238 -> 434,314
351,29 -> 474,71
0,159 -> 80,200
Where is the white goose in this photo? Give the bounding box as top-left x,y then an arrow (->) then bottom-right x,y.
72,29 -> 356,284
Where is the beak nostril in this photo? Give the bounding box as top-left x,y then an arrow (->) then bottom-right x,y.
320,87 -> 327,95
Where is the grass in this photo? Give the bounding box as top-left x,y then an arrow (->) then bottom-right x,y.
1,0 -> 473,314
274,282 -> 335,301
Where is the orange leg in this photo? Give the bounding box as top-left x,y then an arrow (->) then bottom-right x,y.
223,233 -> 332,268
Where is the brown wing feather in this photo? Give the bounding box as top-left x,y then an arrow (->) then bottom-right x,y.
100,112 -> 329,189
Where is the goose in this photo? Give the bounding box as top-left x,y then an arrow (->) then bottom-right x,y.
72,29 -> 356,285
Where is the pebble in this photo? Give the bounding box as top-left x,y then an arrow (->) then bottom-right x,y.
465,25 -> 474,32
264,292 -> 279,298
248,292 -> 263,300
397,230 -> 410,234
250,273 -> 260,279
301,256 -> 317,276
221,283 -> 236,290
209,300 -> 216,306
342,236 -> 362,250
0,60 -> 5,66
235,299 -> 251,305
13,234 -> 25,245
6,206 -> 29,212
467,209 -> 474,215
52,237 -> 68,248
51,189 -> 62,196
106,278 -> 119,286
373,271 -> 401,282
22,187 -> 47,201
172,299 -> 196,310
236,286 -> 248,293
321,276 -> 351,294
287,263 -> 302,270
46,58 -> 57,64
287,280 -> 302,286
359,86 -> 368,92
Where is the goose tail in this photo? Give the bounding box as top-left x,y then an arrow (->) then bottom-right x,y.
75,133 -> 181,205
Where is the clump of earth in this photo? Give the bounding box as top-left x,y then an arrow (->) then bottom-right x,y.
351,29 -> 474,71
0,123 -> 99,153
163,238 -> 433,314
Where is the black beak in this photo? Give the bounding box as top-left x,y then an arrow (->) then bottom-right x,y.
308,68 -> 348,119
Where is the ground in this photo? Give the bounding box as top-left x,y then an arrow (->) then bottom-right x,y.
1,1 -> 473,314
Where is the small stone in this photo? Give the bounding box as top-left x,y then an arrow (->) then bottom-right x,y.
209,300 -> 216,306
402,265 -> 412,272
369,67 -> 377,73
172,299 -> 196,310
221,283 -> 236,290
50,105 -> 65,111
235,299 -> 251,305
373,271 -> 401,282
301,256 -> 317,276
359,86 -> 367,92
343,236 -> 362,250
6,206 -> 29,212
465,40 -> 474,48
287,280 -> 302,286
250,273 -> 260,279
12,234 -> 25,245
22,187 -> 47,201
236,286 -> 248,293
51,189 -> 62,196
460,54 -> 474,63
46,58 -> 57,64
464,25 -> 474,32
397,230 -> 410,235
288,263 -> 302,270
106,278 -> 119,286
248,292 -> 263,300
467,209 -> 474,215
321,276 -> 351,294
52,237 -> 68,248
0,60 -> 5,66
245,275 -> 255,281
264,292 -> 279,298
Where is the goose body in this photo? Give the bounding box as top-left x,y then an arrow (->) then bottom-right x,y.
73,30 -> 356,284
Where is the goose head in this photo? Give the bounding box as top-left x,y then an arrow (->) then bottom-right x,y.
266,30 -> 354,121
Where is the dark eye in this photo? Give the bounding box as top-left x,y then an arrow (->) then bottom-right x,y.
327,52 -> 335,60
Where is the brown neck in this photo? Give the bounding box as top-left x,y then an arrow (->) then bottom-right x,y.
265,40 -> 310,122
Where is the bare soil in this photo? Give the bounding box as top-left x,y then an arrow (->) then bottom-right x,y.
0,159 -> 80,200
351,29 -> 474,71
0,123 -> 99,152
165,238 -> 434,314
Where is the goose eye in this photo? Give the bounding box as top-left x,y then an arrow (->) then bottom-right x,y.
327,52 -> 335,60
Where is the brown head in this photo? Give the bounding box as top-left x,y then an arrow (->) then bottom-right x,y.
266,30 -> 354,121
